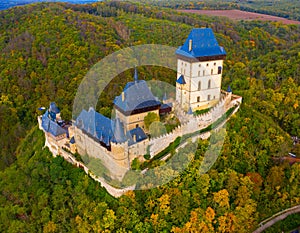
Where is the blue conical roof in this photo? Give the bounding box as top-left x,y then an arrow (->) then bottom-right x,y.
227,85 -> 232,93
112,118 -> 126,143
134,66 -> 138,82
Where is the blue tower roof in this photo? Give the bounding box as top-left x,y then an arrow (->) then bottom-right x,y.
176,75 -> 186,85
76,108 -> 129,146
127,127 -> 147,146
114,70 -> 161,115
113,118 -> 126,143
41,110 -> 66,137
176,28 -> 226,59
187,106 -> 193,115
75,108 -> 149,147
70,136 -> 75,144
49,102 -> 60,114
227,85 -> 232,93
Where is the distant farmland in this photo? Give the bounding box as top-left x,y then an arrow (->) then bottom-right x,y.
179,9 -> 300,25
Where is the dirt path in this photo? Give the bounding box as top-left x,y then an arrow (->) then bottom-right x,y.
253,205 -> 300,233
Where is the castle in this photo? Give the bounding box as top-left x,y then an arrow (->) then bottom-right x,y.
38,28 -> 242,181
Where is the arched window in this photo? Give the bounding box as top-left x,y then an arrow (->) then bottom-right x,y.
208,80 -> 211,89
211,69 -> 213,75
198,81 -> 201,90
218,66 -> 222,74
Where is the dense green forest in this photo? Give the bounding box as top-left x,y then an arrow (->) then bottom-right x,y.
0,1 -> 299,232
137,0 -> 300,21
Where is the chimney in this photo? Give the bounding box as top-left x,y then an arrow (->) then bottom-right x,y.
122,92 -> 125,101
133,134 -> 136,142
189,39 -> 192,51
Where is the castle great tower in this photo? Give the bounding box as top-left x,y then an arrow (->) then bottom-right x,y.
175,28 -> 226,111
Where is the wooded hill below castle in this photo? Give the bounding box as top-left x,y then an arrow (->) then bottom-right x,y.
0,1 -> 299,232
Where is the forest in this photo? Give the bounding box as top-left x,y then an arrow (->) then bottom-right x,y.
0,1 -> 299,232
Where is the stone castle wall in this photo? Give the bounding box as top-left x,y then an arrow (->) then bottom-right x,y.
148,92 -> 241,156
74,127 -> 129,180
38,91 -> 242,197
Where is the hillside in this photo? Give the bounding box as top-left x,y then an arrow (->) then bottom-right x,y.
0,1 -> 300,232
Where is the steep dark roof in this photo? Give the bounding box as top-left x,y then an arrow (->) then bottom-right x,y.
187,106 -> 193,115
75,108 -> 127,146
113,118 -> 126,143
176,75 -> 186,85
127,127 -> 147,146
49,102 -> 60,114
176,28 -> 226,59
227,85 -> 232,93
70,136 -> 75,144
41,111 -> 66,137
75,108 -> 148,147
114,78 -> 161,115
159,103 -> 172,115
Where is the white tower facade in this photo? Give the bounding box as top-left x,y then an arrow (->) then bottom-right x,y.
175,28 -> 226,111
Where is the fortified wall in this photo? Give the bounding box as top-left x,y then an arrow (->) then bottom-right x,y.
74,125 -> 149,180
148,91 -> 242,156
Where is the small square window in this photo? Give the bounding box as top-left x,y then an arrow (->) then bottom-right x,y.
214,62 -> 216,66
206,63 -> 209,67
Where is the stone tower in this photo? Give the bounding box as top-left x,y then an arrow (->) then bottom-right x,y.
175,28 -> 226,111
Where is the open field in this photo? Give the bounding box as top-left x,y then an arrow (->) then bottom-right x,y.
179,9 -> 300,25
